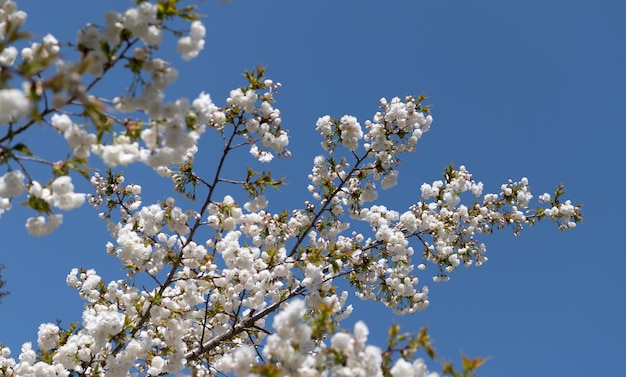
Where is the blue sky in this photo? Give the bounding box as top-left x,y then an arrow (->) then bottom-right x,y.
1,0 -> 624,376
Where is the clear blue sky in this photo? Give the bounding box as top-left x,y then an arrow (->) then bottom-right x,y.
1,1 -> 624,376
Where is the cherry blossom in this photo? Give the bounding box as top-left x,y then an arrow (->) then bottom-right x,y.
0,1 -> 583,377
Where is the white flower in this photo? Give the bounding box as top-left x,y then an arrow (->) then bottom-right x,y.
559,200 -> 576,216
0,197 -> 10,217
189,20 -> 206,40
0,170 -> 25,197
250,144 -> 274,163
381,170 -> 399,190
316,115 -> 333,137
37,323 -> 60,351
331,332 -> 354,354
362,181 -> 378,202
92,136 -> 141,166
25,214 -> 63,236
147,356 -> 166,375
192,91 -> 218,125
244,196 -> 268,212
49,176 -> 85,211
391,358 -> 438,377
177,21 -> 205,61
0,46 -> 17,65
339,115 -> 363,151
0,89 -> 31,124
83,305 -> 125,348
42,34 -> 60,55
50,175 -> 74,195
390,358 -> 414,377
103,10 -> 123,45
228,88 -> 257,113
51,114 -> 97,158
539,192 -> 551,203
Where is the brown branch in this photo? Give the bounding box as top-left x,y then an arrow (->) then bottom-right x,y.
185,285 -> 304,362
287,151 -> 369,258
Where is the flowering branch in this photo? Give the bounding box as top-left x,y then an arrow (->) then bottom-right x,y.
0,1 -> 583,377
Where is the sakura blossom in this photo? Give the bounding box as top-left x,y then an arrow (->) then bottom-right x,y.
0,1 -> 583,377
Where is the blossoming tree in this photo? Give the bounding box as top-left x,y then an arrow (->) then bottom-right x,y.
0,1 -> 582,376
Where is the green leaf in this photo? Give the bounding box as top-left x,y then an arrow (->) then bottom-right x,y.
12,143 -> 33,156
21,195 -> 53,215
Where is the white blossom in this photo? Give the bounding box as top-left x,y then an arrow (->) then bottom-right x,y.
177,20 -> 205,60
0,3 -> 583,377
0,170 -> 25,197
25,214 -> 63,236
0,89 -> 31,124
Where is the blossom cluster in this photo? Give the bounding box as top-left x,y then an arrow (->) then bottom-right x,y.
217,299 -> 439,377
0,0 -> 211,231
1,86 -> 582,376
0,1 -> 583,377
0,0 -> 32,124
0,169 -> 85,235
25,175 -> 85,236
